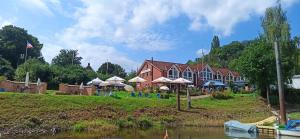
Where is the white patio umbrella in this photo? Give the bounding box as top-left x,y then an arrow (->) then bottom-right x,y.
106,76 -> 125,84
124,85 -> 134,92
80,82 -> 84,89
128,76 -> 146,83
92,77 -> 103,85
25,72 -> 29,87
152,77 -> 172,83
171,78 -> 193,84
79,82 -> 84,95
129,76 -> 146,91
171,78 -> 192,111
37,78 -> 41,94
99,81 -> 111,86
87,81 -> 93,86
160,86 -> 169,91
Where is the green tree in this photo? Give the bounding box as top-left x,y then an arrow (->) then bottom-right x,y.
15,59 -> 52,82
0,57 -> 14,80
97,62 -> 126,78
51,49 -> 82,66
236,37 -> 276,97
0,25 -> 44,68
211,35 -> 220,50
49,65 -> 92,89
262,3 -> 295,81
261,3 -> 293,124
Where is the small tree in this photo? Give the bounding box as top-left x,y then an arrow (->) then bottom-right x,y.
51,49 -> 82,66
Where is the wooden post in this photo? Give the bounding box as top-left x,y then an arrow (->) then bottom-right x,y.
274,41 -> 287,124
187,86 -> 191,110
177,84 -> 180,111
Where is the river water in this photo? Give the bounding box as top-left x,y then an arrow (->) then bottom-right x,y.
18,127 -> 298,139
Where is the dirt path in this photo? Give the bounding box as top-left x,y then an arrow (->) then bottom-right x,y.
181,94 -> 210,100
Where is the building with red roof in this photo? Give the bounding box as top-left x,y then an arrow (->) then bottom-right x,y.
137,59 -> 244,89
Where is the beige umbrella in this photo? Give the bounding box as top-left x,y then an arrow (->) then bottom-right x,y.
128,76 -> 146,83
79,82 -> 84,95
92,77 -> 103,85
99,81 -> 110,86
159,86 -> 169,91
25,72 -> 30,87
129,76 -> 146,91
124,85 -> 134,92
152,77 -> 172,83
171,78 -> 192,111
171,78 -> 193,84
106,76 -> 125,83
37,78 -> 41,94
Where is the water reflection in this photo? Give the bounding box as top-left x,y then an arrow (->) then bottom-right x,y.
17,127 -> 286,139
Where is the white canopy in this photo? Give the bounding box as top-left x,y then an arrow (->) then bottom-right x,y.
128,76 -> 146,83
92,77 -> 103,85
106,76 -> 125,83
99,81 -> 111,86
160,86 -> 170,91
171,78 -> 192,84
25,72 -> 29,87
79,82 -> 84,90
87,81 -> 93,86
37,78 -> 41,87
124,85 -> 134,92
152,77 -> 172,83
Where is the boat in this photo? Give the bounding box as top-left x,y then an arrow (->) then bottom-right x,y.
224,120 -> 258,133
276,120 -> 300,137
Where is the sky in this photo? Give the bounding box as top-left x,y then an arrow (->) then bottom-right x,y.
0,0 -> 299,71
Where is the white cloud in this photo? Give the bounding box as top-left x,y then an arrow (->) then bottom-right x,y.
0,17 -> 15,28
196,48 -> 209,58
40,0 -> 297,71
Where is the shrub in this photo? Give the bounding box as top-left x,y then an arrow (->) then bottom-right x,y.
0,76 -> 7,81
160,116 -> 176,125
137,117 -> 153,129
73,123 -> 86,132
211,92 -> 233,100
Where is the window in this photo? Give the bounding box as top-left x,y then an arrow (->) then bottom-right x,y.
183,68 -> 193,81
168,67 -> 179,79
202,67 -> 213,80
216,71 -> 222,82
226,73 -> 233,82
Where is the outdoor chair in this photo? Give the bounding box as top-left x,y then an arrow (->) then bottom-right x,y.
138,91 -> 142,97
0,88 -> 5,92
144,93 -> 149,97
109,91 -> 113,96
156,93 -> 161,98
131,91 -> 136,97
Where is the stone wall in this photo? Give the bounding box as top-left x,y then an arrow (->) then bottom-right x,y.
0,80 -> 47,93
58,84 -> 96,96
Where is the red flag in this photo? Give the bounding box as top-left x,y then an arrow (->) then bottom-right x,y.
27,41 -> 33,49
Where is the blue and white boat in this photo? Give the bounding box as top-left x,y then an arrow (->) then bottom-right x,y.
277,120 -> 300,137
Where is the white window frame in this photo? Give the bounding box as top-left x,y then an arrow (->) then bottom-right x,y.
167,66 -> 179,79
183,67 -> 193,81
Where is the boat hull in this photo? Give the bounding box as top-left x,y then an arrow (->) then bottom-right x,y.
277,129 -> 300,137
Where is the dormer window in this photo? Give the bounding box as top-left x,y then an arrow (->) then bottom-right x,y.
168,66 -> 179,79
183,68 -> 193,81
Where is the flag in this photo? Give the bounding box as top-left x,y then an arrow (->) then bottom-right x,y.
26,41 -> 33,49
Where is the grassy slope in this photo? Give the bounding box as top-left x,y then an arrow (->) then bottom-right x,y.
0,92 -> 271,135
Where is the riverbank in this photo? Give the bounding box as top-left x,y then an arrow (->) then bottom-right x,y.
0,92 -> 271,136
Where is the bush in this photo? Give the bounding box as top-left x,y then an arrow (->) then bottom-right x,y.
160,116 -> 176,125
0,76 -> 7,81
211,92 -> 233,100
137,117 -> 153,129
73,123 -> 86,132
